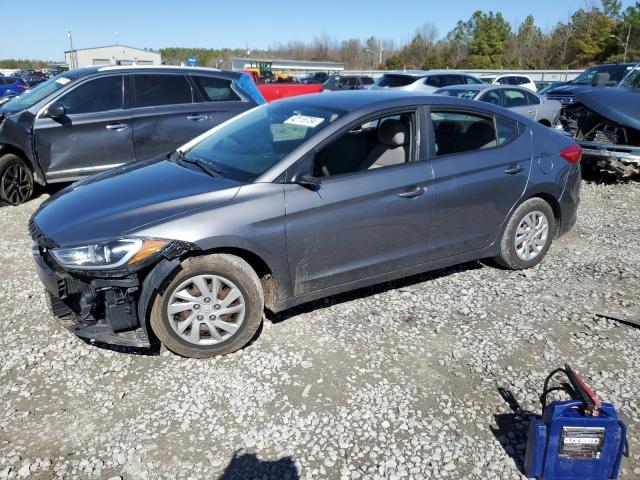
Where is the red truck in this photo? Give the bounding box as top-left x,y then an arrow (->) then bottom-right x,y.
243,70 -> 322,102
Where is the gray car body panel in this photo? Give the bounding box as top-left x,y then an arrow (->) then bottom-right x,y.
32,91 -> 578,313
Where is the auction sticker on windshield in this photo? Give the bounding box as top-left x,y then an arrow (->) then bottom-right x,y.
56,78 -> 71,85
284,115 -> 325,128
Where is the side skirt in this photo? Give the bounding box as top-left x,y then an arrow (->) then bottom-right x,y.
272,246 -> 497,312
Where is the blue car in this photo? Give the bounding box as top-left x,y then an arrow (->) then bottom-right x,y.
0,77 -> 28,98
30,91 -> 582,358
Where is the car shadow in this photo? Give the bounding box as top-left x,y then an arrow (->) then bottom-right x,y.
266,260 -> 485,324
490,387 -> 539,475
218,450 -> 299,480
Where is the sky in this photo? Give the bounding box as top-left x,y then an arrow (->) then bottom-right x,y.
1,0 -> 636,60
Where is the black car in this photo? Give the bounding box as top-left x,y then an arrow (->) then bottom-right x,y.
544,63 -> 638,105
322,75 -> 374,91
0,66 -> 264,205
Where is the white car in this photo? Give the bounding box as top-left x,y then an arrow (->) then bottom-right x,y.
371,70 -> 484,93
479,74 -> 537,92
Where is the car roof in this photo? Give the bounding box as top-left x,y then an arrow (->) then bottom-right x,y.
435,84 -> 493,91
62,65 -> 243,80
381,70 -> 472,78
274,89 -> 514,113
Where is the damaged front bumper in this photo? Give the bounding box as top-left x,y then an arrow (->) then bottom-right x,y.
33,245 -> 153,348
577,140 -> 640,177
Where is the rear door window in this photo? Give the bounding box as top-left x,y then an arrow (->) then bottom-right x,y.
424,76 -> 442,88
133,74 -> 193,108
60,76 -> 124,115
431,111 -> 497,155
377,74 -> 417,87
501,89 -> 529,107
191,75 -> 240,102
480,90 -> 502,106
525,91 -> 540,104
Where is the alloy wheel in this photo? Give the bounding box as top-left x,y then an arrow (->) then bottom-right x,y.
514,210 -> 549,261
1,163 -> 32,205
166,274 -> 246,346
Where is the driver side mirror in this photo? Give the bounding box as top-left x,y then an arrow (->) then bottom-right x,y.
44,101 -> 65,119
290,172 -> 321,191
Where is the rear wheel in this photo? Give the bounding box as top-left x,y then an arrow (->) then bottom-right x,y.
0,154 -> 33,206
150,254 -> 264,358
494,198 -> 556,270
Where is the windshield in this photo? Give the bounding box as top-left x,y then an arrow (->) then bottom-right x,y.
620,66 -> 640,89
571,65 -> 630,85
0,75 -> 72,113
435,88 -> 481,99
186,101 -> 346,181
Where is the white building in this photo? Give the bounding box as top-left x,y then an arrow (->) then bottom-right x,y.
65,45 -> 161,69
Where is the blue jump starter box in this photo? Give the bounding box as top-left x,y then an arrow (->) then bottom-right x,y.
524,365 -> 627,480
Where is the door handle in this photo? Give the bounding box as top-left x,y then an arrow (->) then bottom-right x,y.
504,165 -> 524,175
187,114 -> 208,121
106,123 -> 128,131
397,186 -> 425,198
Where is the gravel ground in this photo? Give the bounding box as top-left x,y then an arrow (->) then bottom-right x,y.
0,180 -> 639,480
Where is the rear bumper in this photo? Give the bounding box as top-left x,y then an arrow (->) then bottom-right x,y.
33,246 -> 151,348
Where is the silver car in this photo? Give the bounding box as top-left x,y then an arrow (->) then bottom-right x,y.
371,70 -> 484,93
435,84 -> 561,127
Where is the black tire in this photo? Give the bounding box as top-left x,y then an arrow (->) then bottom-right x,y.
0,154 -> 34,206
150,254 -> 264,359
493,197 -> 556,270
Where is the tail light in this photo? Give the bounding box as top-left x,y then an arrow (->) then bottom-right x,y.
559,143 -> 582,163
17,83 -> 27,89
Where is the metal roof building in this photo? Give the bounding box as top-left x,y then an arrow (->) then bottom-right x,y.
65,45 -> 161,69
230,57 -> 344,75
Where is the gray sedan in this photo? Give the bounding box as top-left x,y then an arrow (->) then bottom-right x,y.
434,84 -> 561,127
30,91 -> 580,358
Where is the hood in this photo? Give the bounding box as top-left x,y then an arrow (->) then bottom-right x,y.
575,87 -> 640,130
545,84 -> 594,96
32,159 -> 242,247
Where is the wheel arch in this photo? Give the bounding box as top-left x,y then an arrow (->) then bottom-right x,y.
186,246 -> 280,311
0,143 -> 45,186
525,192 -> 561,237
538,119 -> 551,127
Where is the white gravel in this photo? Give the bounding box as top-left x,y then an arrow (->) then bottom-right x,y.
0,181 -> 639,479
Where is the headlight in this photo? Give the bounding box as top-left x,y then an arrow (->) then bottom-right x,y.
51,238 -> 168,270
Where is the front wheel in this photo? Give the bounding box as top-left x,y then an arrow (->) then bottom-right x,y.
0,154 -> 33,206
493,198 -> 556,270
150,254 -> 264,358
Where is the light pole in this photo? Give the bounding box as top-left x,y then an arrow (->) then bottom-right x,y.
365,46 -> 383,68
67,30 -> 75,70
610,24 -> 632,63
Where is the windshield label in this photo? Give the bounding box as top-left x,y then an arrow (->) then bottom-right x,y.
56,77 -> 71,85
284,115 -> 324,128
